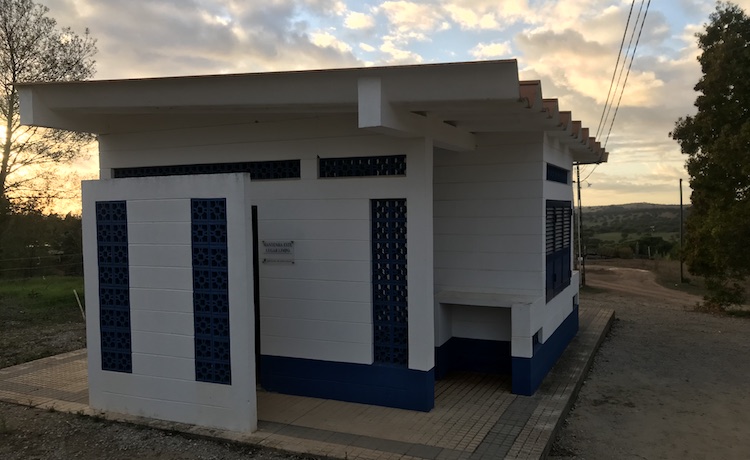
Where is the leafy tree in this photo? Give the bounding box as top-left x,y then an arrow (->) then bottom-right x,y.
0,0 -> 96,212
671,2 -> 750,306
0,210 -> 82,278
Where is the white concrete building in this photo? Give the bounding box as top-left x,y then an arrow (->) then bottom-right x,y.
19,61 -> 608,432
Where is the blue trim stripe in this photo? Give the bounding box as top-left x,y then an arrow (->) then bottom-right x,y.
260,355 -> 435,411
435,338 -> 511,380
95,201 -> 132,373
191,198 -> 232,385
512,304 -> 579,396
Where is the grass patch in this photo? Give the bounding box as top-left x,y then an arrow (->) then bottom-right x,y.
727,310 -> 750,318
0,276 -> 86,369
0,415 -> 10,435
592,232 -> 623,242
580,284 -> 608,294
591,231 -> 678,242
725,305 -> 750,318
0,276 -> 85,327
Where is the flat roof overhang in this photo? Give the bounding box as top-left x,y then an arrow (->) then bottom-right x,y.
17,60 -> 608,164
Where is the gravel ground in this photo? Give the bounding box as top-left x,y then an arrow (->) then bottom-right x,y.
0,323 -> 85,369
0,402 -> 320,460
551,266 -> 750,459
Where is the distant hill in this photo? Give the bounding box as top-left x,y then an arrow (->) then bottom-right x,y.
582,203 -> 688,236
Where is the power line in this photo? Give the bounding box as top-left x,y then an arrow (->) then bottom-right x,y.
604,0 -> 651,150
581,164 -> 600,183
599,0 -> 645,144
576,1 -> 649,282
595,0 -> 637,139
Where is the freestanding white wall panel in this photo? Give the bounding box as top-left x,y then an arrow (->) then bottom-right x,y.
82,173 -> 256,433
97,116 -> 435,373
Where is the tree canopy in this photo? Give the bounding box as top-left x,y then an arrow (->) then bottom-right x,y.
0,0 -> 97,213
671,1 -> 750,306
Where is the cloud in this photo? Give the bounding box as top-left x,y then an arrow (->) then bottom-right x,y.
444,5 -> 499,30
344,11 -> 375,30
378,1 -> 451,41
470,41 -> 512,59
503,1 -> 705,206
301,0 -> 347,16
311,30 -> 352,53
443,0 -> 531,29
580,164 -> 687,205
33,0 -> 716,208
39,0 -> 361,78
379,36 -> 424,63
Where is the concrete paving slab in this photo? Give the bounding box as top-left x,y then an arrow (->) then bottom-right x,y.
0,307 -> 614,459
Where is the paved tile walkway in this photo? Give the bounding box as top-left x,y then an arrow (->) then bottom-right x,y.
0,306 -> 614,459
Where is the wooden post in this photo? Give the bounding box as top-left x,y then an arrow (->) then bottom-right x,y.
576,164 -> 585,286
680,178 -> 685,283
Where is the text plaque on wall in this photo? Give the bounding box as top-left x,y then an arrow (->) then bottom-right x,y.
262,240 -> 294,264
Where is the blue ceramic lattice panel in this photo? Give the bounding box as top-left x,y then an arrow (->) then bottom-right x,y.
114,160 -> 300,180
319,155 -> 406,178
546,164 -> 570,184
96,201 -> 132,373
371,199 -> 408,367
191,198 -> 231,385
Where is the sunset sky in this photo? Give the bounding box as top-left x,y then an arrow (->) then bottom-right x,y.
38,0 -> 735,207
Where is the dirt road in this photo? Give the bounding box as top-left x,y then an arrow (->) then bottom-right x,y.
552,265 -> 750,459
585,265 -> 701,307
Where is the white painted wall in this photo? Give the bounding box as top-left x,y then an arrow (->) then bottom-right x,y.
97,115 -> 435,372
434,132 -> 579,360
450,305 -> 511,341
82,174 -> 256,433
537,133 -> 578,342
506,134 -> 580,358
433,132 -> 544,297
433,132 -> 544,347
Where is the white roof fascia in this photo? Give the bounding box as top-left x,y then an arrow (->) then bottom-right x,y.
18,61 -> 520,129
357,76 -> 477,152
16,60 -> 609,163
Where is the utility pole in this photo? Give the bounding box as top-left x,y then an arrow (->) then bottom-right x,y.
679,178 -> 685,283
576,164 -> 585,286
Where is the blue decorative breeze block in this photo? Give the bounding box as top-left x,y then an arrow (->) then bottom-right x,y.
95,201 -> 132,373
191,198 -> 232,385
546,164 -> 570,184
113,160 -> 300,180
371,199 -> 408,367
320,155 -> 406,178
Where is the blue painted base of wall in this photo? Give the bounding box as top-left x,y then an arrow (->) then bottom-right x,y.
511,305 -> 579,396
260,356 -> 435,412
435,338 -> 511,380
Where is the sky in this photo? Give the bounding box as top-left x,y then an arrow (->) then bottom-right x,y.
37,0 -> 738,207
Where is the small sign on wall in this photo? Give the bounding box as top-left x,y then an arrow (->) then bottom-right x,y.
262,240 -> 294,264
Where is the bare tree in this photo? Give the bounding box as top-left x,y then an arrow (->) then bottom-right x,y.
0,0 -> 96,213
